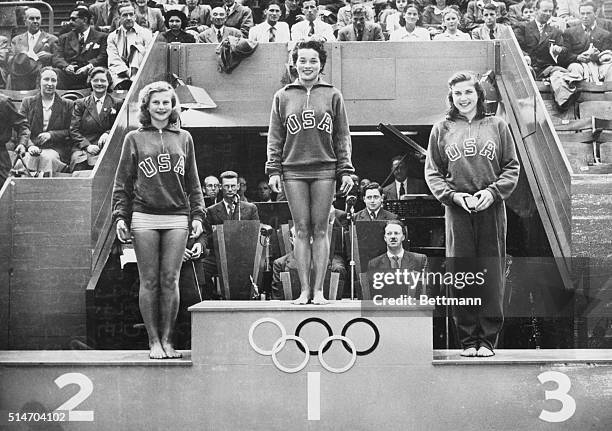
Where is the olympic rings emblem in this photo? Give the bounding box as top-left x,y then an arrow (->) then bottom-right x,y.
248,317 -> 380,374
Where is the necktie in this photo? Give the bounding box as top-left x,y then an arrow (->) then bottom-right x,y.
391,256 -> 399,269
308,21 -> 315,37
399,182 -> 405,197
79,32 -> 85,51
539,25 -> 546,40
356,28 -> 363,41
96,98 -> 103,114
489,27 -> 495,40
122,31 -> 129,60
586,27 -> 592,41
217,29 -> 222,42
369,211 -> 376,220
269,26 -> 276,42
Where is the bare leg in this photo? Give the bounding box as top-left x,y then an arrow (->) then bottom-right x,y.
133,230 -> 165,359
309,179 -> 335,304
158,228 -> 188,358
283,180 -> 313,304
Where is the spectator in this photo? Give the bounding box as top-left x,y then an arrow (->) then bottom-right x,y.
8,8 -> 58,91
133,0 -> 166,33
69,67 -> 121,171
562,1 -> 612,82
238,176 -> 249,201
338,4 -> 385,40
0,35 -> 9,89
378,0 -> 398,35
367,220 -> 428,294
556,0 -> 580,22
256,179 -> 273,201
202,170 -> 259,298
203,175 -> 221,207
433,7 -> 471,40
160,10 -> 197,43
156,0 -> 189,15
271,226 -> 299,299
283,0 -> 303,29
53,8 -> 108,90
422,0 -> 453,36
107,4 -> 153,90
383,155 -> 430,199
465,0 -> 508,31
508,0 -> 535,28
515,0 -> 566,78
185,0 -> 212,33
0,94 -> 30,184
223,0 -> 255,38
197,7 -> 243,43
385,0 -> 410,35
336,0 -> 375,33
389,3 -> 431,40
19,67 -> 74,175
89,0 -> 122,32
291,0 -> 337,41
249,0 -> 291,42
354,182 -> 399,221
328,202 -> 348,295
471,3 -> 514,39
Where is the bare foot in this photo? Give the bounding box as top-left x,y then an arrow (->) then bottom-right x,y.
162,343 -> 183,359
293,292 -> 311,305
312,292 -> 329,305
460,347 -> 477,357
149,343 -> 166,359
476,346 -> 494,357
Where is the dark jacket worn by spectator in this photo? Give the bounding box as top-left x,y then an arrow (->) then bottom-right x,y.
224,2 -> 254,37
337,22 -> 385,41
0,94 -> 30,184
53,28 -> 108,89
562,23 -> 612,65
515,20 -> 566,76
9,30 -> 58,90
353,207 -> 398,221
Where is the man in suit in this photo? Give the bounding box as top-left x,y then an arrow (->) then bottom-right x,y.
185,0 -> 212,33
515,0 -> 567,78
134,0 -> 166,33
8,8 -> 58,90
202,170 -> 259,298
382,155 -> 430,200
367,220 -> 428,296
291,0 -> 336,41
471,4 -> 515,40
53,8 -> 108,89
248,0 -> 290,43
0,35 -> 9,89
107,4 -> 153,89
203,175 -> 221,207
197,7 -> 243,43
562,1 -> 612,81
338,4 -> 384,41
354,182 -> 399,221
0,94 -> 30,185
89,0 -> 122,32
223,0 -> 254,37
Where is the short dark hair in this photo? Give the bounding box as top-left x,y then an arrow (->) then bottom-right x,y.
220,170 -> 238,181
446,71 -> 486,121
579,1 -> 597,12
482,3 -> 497,12
265,0 -> 283,9
87,66 -> 113,92
300,0 -> 319,6
363,182 -> 383,196
291,39 -> 327,73
535,0 -> 557,11
71,7 -> 92,23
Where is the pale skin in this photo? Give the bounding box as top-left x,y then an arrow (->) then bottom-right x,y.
116,90 -> 203,359
87,71 -> 111,156
268,48 -> 354,304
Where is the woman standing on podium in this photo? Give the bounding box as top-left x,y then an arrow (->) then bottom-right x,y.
266,39 -> 355,304
112,81 -> 205,359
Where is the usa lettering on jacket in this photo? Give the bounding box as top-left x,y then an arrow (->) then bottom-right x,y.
138,153 -> 185,177
445,138 -> 497,161
286,109 -> 333,135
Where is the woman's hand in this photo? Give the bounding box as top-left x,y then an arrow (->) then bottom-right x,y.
452,192 -> 475,213
116,219 -> 131,243
86,144 -> 101,155
473,189 -> 494,212
339,175 -> 354,195
269,175 -> 281,193
190,219 -> 203,239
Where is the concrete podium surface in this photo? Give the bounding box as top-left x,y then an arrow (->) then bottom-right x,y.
1,301 -> 611,430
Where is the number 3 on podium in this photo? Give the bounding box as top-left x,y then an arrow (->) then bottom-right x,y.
538,371 -> 576,423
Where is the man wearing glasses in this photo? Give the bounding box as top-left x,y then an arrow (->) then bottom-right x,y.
353,182 -> 398,221
202,170 -> 259,298
203,175 -> 221,207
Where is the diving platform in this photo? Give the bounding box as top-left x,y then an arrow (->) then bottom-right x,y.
1,301 -> 611,430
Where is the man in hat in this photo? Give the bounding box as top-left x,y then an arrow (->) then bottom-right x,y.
160,9 -> 197,42
107,3 -> 153,89
0,94 -> 30,185
198,7 -> 243,43
8,8 -> 58,90
223,0 -> 254,37
248,0 -> 290,42
53,7 -> 108,89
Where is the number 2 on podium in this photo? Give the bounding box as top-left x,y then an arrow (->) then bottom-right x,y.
54,373 -> 95,422
538,371 -> 576,423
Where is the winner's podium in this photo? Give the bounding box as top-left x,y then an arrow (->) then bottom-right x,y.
1,301 -> 612,430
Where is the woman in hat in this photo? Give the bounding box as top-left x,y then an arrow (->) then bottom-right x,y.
266,40 -> 355,304
18,66 -> 73,175
69,67 -> 121,171
160,9 -> 196,43
112,81 -> 205,359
